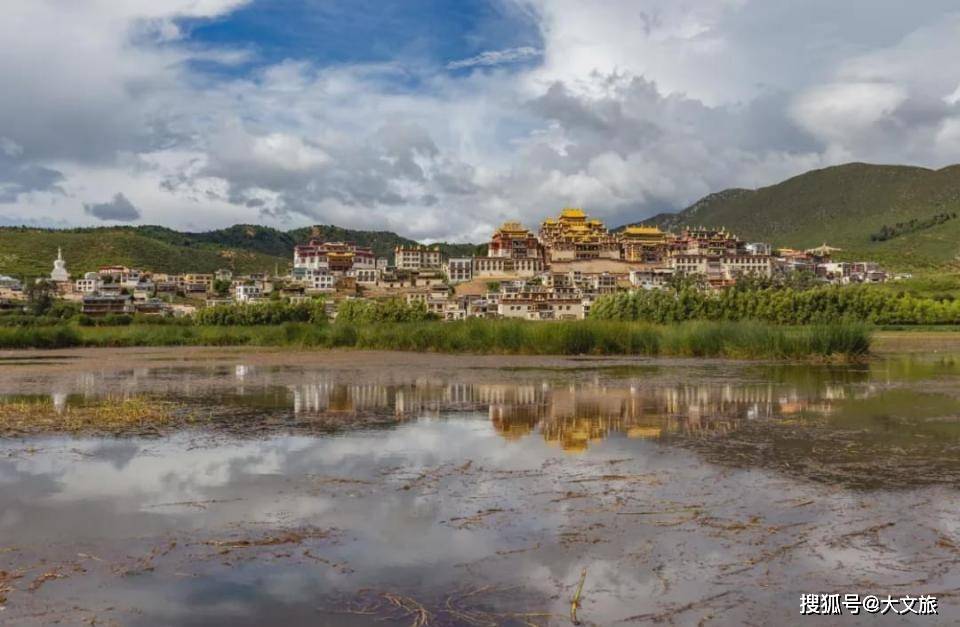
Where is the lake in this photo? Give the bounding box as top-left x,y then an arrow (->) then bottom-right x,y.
1,343 -> 959,625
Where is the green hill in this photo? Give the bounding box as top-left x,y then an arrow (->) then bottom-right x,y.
0,224 -> 480,278
635,163 -> 960,271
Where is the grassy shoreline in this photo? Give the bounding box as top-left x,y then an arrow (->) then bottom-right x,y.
0,320 -> 871,359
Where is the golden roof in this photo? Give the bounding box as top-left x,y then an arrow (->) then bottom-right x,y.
624,226 -> 663,236
560,208 -> 586,219
805,243 -> 843,255
497,221 -> 530,234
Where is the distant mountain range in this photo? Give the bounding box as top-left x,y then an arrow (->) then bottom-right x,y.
3,162 -> 959,277
629,162 -> 960,271
0,224 -> 481,277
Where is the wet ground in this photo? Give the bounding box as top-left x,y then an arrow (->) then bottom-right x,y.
1,341 -> 960,625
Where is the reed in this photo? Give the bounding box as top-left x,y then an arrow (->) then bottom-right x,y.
0,320 -> 872,359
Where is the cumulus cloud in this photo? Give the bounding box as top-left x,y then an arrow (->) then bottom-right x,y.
2,0 -> 960,239
446,46 -> 541,70
83,193 -> 142,222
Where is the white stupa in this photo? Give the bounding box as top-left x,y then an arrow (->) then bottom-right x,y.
50,247 -> 69,282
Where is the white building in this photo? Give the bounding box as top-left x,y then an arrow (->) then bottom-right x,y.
50,248 -> 69,282
497,292 -> 584,320
353,268 -> 379,284
235,284 -> 263,302
0,275 -> 23,291
75,272 -> 103,294
395,246 -> 442,270
306,273 -> 335,293
745,242 -> 772,256
629,267 -> 674,290
446,258 -> 473,283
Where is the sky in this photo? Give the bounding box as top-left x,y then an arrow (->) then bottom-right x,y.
2,1 -> 960,242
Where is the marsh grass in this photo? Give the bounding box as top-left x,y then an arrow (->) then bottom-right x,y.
0,397 -> 180,435
0,320 -> 871,359
0,325 -> 80,349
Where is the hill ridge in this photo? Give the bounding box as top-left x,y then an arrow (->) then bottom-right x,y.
0,223 -> 479,277
622,162 -> 960,270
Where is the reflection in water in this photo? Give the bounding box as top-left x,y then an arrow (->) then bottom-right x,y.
3,350 -> 960,624
7,353 -> 960,455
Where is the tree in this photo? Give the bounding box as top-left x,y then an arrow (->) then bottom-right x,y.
25,280 -> 57,316
212,279 -> 232,297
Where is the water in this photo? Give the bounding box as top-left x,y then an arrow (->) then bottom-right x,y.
1,349 -> 959,625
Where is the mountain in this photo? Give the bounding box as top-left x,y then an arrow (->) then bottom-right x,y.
633,163 -> 960,271
0,224 -> 480,278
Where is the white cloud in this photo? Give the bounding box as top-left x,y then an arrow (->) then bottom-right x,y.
791,82 -> 908,143
2,1 -> 960,239
446,46 -> 541,70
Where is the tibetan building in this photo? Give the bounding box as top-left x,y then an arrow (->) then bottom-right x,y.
672,227 -> 745,256
620,225 -> 670,263
487,221 -> 542,259
538,208 -> 620,262
293,241 -> 375,272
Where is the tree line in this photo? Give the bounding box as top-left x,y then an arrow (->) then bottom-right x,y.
870,212 -> 958,242
589,284 -> 960,325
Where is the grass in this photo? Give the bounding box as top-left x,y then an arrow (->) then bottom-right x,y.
0,320 -> 872,359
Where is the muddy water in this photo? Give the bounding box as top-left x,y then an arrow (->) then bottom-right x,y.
1,348 -> 960,625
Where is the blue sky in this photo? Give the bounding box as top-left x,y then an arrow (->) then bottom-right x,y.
180,0 -> 542,77
2,1 -> 960,239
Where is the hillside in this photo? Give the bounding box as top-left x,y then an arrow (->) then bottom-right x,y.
0,224 -> 480,278
635,163 -> 960,270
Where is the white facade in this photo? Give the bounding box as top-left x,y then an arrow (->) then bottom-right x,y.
472,257 -> 543,278
307,273 -> 335,292
354,268 -> 379,284
395,247 -> 442,270
447,258 -> 473,283
629,268 -> 674,290
75,272 -> 102,294
235,284 -> 263,302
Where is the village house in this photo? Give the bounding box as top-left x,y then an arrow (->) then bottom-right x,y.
81,294 -> 134,316
394,245 -> 442,271
629,267 -> 675,290
446,258 -> 473,283
234,284 -> 263,303
75,272 -> 102,294
497,290 -> 585,321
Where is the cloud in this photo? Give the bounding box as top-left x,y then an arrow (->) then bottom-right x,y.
83,193 -> 142,222
446,46 -> 541,70
0,136 -> 64,202
3,1 -> 960,238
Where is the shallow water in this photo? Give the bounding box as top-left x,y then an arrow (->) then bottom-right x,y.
1,349 -> 959,625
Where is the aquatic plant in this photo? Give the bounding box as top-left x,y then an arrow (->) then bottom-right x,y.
0,396 -> 179,435
0,325 -> 81,349
0,320 -> 871,359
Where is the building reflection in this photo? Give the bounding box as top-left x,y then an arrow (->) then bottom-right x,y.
285,377 -> 842,453
7,366 -> 849,450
